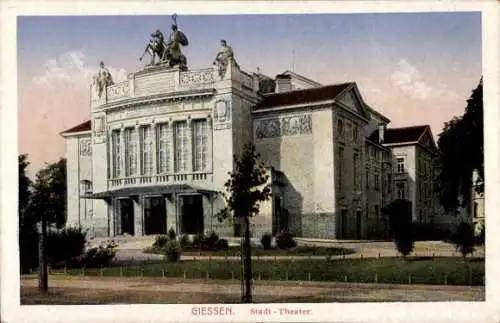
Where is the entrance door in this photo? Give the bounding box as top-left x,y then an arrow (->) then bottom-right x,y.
355,210 -> 362,239
340,209 -> 348,239
144,196 -> 166,235
119,198 -> 134,235
180,195 -> 204,234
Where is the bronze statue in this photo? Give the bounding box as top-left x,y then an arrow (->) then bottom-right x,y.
95,61 -> 114,98
139,14 -> 189,69
213,39 -> 236,77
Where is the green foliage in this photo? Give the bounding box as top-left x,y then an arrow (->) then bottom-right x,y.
167,227 -> 177,240
18,154 -> 32,227
179,234 -> 190,248
46,227 -> 87,267
192,233 -> 206,248
153,235 -> 169,249
217,144 -> 271,222
28,158 -> 68,229
163,240 -> 182,262
214,238 -> 229,251
382,199 -> 415,257
452,222 -> 475,258
81,240 -> 118,268
260,233 -> 272,250
437,79 -> 483,212
19,224 -> 39,273
275,231 -> 297,249
204,231 -> 219,250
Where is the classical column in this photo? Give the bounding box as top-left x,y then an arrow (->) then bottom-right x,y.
120,127 -> 125,179
207,116 -> 213,172
108,130 -> 114,179
152,122 -> 158,179
135,124 -> 141,176
168,121 -> 175,174
187,117 -> 193,173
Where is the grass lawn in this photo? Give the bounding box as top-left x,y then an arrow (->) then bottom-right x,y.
58,257 -> 484,286
144,245 -> 355,257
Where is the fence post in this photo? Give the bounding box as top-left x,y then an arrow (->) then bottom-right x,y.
183,270 -> 187,279
258,272 -> 262,281
82,268 -> 85,276
206,271 -> 209,279
344,274 -> 348,282
64,267 -> 67,275
285,271 -> 289,281
100,267 -> 104,277
374,273 -> 378,284
120,267 -> 123,277
408,274 -> 412,285
162,269 -> 165,278
308,272 -> 311,281
444,274 -> 448,285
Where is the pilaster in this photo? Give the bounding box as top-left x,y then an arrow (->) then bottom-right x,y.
152,121 -> 157,176
187,117 -> 193,173
120,126 -> 125,177
168,120 -> 175,173
135,124 -> 141,175
207,116 -> 213,172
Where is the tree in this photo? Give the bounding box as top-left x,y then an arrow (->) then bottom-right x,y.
452,221 -> 475,260
218,144 -> 271,303
382,199 -> 414,259
437,78 -> 483,213
29,158 -> 67,229
18,154 -> 32,226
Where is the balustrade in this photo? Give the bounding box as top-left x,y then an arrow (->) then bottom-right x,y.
107,172 -> 212,188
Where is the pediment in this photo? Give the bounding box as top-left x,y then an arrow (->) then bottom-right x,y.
337,86 -> 369,119
418,127 -> 438,152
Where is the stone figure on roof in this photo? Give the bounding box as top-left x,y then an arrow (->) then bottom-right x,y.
139,14 -> 189,69
94,61 -> 114,98
213,39 -> 237,78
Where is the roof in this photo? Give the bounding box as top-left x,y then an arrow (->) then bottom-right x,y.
86,184 -> 217,199
254,82 -> 353,110
281,70 -> 323,87
60,120 -> 91,135
368,125 -> 429,145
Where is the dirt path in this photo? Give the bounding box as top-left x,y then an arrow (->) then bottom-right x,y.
21,275 -> 485,304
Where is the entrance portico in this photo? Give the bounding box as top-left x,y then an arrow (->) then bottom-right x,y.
88,184 -> 221,237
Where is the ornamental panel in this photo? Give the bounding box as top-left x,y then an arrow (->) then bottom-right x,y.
255,114 -> 312,139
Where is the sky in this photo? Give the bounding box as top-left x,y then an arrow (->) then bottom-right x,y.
17,12 -> 482,175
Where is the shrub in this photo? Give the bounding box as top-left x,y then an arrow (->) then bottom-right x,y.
81,240 -> 118,268
214,238 -> 229,250
192,233 -> 206,249
275,230 -> 297,249
153,235 -> 169,249
179,234 -> 191,249
382,199 -> 415,258
452,222 -> 475,258
476,226 -> 485,246
19,224 -> 39,273
260,233 -> 272,250
163,240 -> 182,262
168,227 -> 177,240
46,227 -> 87,267
205,231 -> 219,250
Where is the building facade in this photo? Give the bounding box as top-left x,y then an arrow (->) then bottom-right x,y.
62,39 -> 446,240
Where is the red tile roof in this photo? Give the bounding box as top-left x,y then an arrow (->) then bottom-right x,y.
61,120 -> 91,134
368,125 -> 429,144
254,82 -> 354,110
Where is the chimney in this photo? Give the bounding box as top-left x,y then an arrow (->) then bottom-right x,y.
275,74 -> 292,93
378,123 -> 386,144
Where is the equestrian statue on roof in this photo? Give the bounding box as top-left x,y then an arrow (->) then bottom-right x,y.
140,14 -> 189,69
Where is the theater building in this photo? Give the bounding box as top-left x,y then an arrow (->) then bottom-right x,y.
61,44 -> 444,240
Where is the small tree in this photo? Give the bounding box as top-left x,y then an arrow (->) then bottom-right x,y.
452,221 -> 475,259
217,144 -> 271,303
382,199 -> 415,259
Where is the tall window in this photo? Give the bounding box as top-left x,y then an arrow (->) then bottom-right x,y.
111,130 -> 121,178
374,174 -> 380,190
338,146 -> 344,191
157,123 -> 170,173
353,152 -> 359,190
396,182 -> 406,199
396,157 -> 405,173
140,125 -> 153,175
124,128 -> 137,177
365,168 -> 370,189
193,119 -> 209,171
337,119 -> 344,136
174,121 -> 188,172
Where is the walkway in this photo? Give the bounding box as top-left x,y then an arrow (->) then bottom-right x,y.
21,275 -> 485,304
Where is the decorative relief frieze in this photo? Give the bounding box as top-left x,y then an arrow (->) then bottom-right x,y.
255,114 -> 312,139
213,100 -> 232,130
106,103 -> 184,122
107,82 -> 130,101
180,70 -> 215,87
79,138 -> 92,156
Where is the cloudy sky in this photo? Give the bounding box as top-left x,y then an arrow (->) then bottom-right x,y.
17,12 -> 482,175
